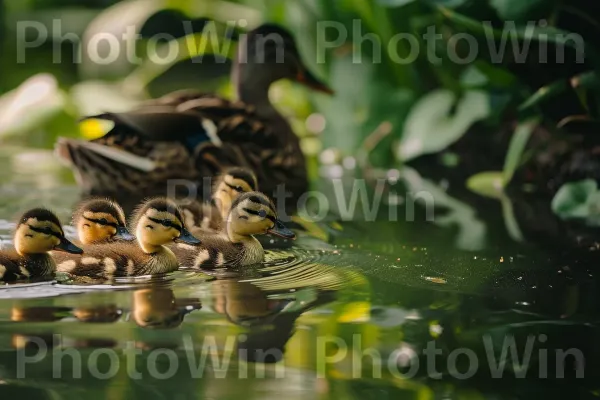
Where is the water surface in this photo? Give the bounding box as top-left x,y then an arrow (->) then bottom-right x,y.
0,149 -> 597,399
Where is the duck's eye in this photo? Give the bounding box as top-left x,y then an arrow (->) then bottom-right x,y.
235,186 -> 243,192
98,218 -> 108,225
162,220 -> 172,227
258,210 -> 267,218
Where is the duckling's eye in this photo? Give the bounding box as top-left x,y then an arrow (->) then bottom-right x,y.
258,210 -> 267,218
235,186 -> 244,192
162,220 -> 172,227
98,218 -> 108,225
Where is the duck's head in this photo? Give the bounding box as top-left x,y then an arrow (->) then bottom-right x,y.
213,167 -> 258,219
73,198 -> 134,244
234,24 -> 333,98
226,192 -> 296,242
131,198 -> 201,253
14,209 -> 83,256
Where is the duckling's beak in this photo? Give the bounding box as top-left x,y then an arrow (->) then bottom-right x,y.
296,69 -> 334,95
176,229 -> 202,245
268,220 -> 296,240
115,226 -> 135,241
55,237 -> 84,254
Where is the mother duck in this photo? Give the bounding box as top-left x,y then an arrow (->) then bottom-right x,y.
56,24 -> 333,212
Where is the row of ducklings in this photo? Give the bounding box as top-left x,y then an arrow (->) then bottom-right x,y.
0,184 -> 294,282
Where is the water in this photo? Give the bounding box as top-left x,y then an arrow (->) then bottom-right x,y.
0,149 -> 598,399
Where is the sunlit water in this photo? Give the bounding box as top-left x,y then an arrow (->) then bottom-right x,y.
0,149 -> 598,399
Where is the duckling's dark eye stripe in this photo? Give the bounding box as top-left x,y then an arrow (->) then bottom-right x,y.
243,208 -> 276,222
83,216 -> 119,228
147,216 -> 182,231
224,182 -> 244,192
27,224 -> 62,238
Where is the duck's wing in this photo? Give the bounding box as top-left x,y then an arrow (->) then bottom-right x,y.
0,252 -> 28,282
170,233 -> 240,269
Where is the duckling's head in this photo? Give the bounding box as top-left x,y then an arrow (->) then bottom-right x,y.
235,24 -> 334,97
14,209 -> 83,256
226,192 -> 296,242
131,198 -> 201,253
73,198 -> 134,244
214,167 -> 258,219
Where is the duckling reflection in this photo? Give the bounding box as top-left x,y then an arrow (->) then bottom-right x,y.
10,306 -> 71,322
9,305 -> 71,351
132,287 -> 201,329
72,304 -> 122,323
209,279 -> 335,363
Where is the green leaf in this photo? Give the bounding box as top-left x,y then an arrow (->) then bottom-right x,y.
396,90 -> 490,161
503,118 -> 537,183
490,0 -> 554,22
0,74 -> 66,138
518,80 -> 568,112
460,65 -> 489,88
466,171 -> 505,199
501,195 -> 524,242
551,179 -> 598,219
376,0 -> 416,7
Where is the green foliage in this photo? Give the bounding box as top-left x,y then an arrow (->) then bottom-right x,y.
396,90 -> 490,162
551,179 -> 600,221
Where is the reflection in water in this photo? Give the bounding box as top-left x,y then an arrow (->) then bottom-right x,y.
210,279 -> 336,363
132,287 -> 201,329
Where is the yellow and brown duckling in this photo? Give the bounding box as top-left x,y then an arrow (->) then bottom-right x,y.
0,209 -> 83,282
72,198 -> 134,244
173,192 -> 295,269
56,198 -> 200,278
180,167 -> 258,232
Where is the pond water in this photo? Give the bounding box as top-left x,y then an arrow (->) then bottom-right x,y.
0,147 -> 597,399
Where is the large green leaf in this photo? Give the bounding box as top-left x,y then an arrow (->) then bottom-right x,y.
396,89 -> 490,161
0,74 -> 66,138
551,179 -> 598,219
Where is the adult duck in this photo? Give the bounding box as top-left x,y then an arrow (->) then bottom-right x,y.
56,24 -> 333,212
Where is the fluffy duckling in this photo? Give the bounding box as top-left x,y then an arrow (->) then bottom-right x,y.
173,192 -> 295,269
73,198 -> 134,244
56,198 -> 200,278
0,209 -> 83,282
181,167 -> 258,232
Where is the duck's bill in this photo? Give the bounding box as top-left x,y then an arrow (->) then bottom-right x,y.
176,229 -> 201,245
297,69 -> 334,95
55,238 -> 84,254
115,226 -> 135,241
268,220 -> 296,240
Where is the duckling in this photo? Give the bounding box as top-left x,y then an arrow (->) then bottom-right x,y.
180,167 -> 258,232
56,198 -> 200,278
172,191 -> 295,269
0,209 -> 83,282
72,198 -> 134,244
